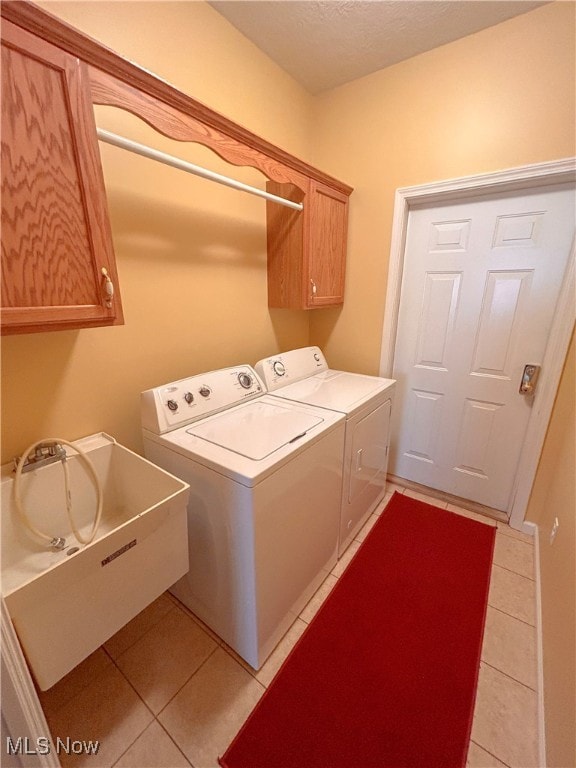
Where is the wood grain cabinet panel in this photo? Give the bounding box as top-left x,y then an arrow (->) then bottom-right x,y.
1,20 -> 123,334
266,180 -> 349,309
308,181 -> 348,307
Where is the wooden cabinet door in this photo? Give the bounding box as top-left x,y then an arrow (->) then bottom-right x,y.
266,179 -> 349,309
306,181 -> 348,307
266,181 -> 307,309
1,21 -> 123,334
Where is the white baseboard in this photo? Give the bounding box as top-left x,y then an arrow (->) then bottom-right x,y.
534,525 -> 547,768
522,520 -> 537,538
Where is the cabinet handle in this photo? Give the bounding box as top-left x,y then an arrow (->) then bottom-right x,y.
101,267 -> 114,308
310,279 -> 317,296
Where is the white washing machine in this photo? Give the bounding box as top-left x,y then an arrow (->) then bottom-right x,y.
141,365 -> 344,669
255,347 -> 396,557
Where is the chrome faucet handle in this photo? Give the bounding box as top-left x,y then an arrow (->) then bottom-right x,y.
13,441 -> 67,473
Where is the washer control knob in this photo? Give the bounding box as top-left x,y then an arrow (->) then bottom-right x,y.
238,372 -> 253,389
167,399 -> 179,412
273,361 -> 286,377
313,353 -> 320,362
184,391 -> 194,404
199,385 -> 211,398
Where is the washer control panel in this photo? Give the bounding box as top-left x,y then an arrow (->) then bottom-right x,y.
255,346 -> 328,392
141,366 -> 263,434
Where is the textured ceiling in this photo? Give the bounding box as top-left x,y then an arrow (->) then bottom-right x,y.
209,1 -> 549,93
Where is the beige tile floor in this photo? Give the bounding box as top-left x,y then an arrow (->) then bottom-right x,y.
38,484 -> 539,768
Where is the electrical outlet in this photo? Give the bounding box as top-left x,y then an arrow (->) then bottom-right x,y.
550,517 -> 559,544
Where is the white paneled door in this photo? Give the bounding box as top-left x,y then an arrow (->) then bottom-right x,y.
391,184 -> 575,511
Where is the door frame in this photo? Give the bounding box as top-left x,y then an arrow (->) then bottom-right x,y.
379,158 -> 576,533
1,598 -> 60,767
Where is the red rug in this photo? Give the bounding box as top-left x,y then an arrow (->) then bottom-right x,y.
219,492 -> 496,768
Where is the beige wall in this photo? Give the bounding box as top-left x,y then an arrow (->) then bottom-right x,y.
526,331 -> 575,768
1,0 -> 315,461
308,2 -> 576,374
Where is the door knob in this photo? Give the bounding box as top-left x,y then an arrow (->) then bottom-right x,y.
519,364 -> 541,395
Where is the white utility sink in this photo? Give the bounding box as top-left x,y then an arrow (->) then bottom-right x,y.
1,433 -> 189,690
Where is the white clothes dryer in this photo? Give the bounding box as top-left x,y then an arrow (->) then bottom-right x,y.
255,347 -> 396,557
141,365 -> 344,669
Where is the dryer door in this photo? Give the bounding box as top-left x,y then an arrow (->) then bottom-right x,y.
340,399 -> 392,556
349,400 -> 391,504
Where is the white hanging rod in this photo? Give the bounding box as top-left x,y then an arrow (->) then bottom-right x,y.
96,128 -> 304,211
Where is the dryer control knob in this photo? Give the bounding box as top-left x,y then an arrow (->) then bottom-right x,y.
273,361 -> 286,377
238,372 -> 253,389
199,385 -> 211,398
184,391 -> 194,404
167,399 -> 179,412
313,353 -> 320,362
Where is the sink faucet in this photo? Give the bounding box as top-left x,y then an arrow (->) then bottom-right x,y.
13,441 -> 67,474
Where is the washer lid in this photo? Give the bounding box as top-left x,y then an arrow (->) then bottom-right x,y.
274,370 -> 394,415
186,400 -> 323,460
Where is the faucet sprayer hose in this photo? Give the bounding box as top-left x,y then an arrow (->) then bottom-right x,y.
13,438 -> 103,548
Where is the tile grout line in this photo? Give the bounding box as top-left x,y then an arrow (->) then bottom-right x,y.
495,532 -> 536,549
469,737 -> 513,768
497,525 -> 535,544
103,626 -> 176,713
480,659 -> 538,694
490,561 -> 536,583
156,719 -> 194,768
486,598 -> 536,628
488,603 -> 538,629
105,602 -> 179,663
156,644 -> 224,717
103,643 -> 158,765
104,630 -> 222,767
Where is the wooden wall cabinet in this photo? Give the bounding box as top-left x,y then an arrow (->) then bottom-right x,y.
1,20 -> 123,335
267,180 -> 349,309
1,1 -> 351,326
